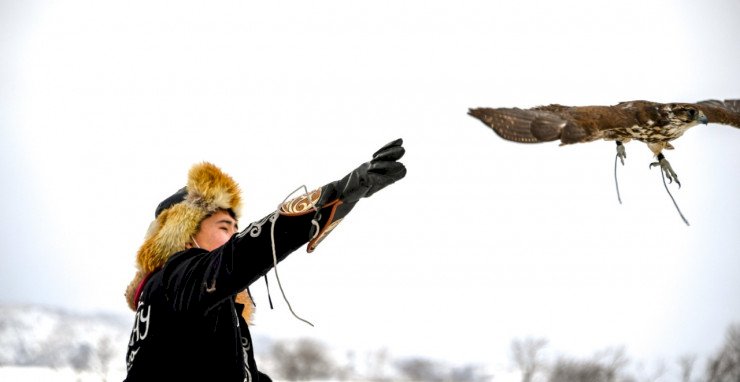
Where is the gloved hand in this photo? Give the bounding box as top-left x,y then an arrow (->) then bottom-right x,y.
306,138 -> 406,251
320,138 -> 407,206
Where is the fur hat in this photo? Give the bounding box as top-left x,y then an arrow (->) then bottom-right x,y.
125,162 -> 243,310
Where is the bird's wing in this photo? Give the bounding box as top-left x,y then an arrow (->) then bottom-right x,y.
696,99 -> 740,128
468,107 -> 566,143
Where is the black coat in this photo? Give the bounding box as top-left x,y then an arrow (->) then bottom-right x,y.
124,205 -> 340,381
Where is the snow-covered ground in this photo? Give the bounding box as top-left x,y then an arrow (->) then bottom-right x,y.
0,366 -> 521,382
0,304 -> 130,380
0,304 -> 512,381
0,366 -> 125,381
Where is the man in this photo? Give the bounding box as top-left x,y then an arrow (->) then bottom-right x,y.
123,139 -> 406,381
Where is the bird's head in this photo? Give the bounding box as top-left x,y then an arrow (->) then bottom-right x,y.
669,104 -> 709,127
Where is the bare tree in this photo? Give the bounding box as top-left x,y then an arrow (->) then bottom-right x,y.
450,364 -> 493,382
650,361 -> 667,382
69,343 -> 93,375
678,354 -> 697,382
511,337 -> 548,382
594,347 -> 629,382
705,323 -> 740,382
393,357 -> 491,382
366,347 -> 392,382
334,350 -> 357,381
549,358 -> 609,382
35,320 -> 76,369
96,336 -> 116,382
270,337 -> 335,381
634,360 -> 666,382
395,357 -> 446,382
0,313 -> 33,366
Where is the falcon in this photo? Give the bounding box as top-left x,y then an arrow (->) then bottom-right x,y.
468,99 -> 740,187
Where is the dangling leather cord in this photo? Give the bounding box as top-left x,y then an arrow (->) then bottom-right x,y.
267,184 -> 320,327
263,275 -> 273,309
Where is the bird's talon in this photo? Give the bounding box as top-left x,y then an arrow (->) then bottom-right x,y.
652,158 -> 681,187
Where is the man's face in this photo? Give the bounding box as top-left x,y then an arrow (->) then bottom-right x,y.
191,210 -> 238,251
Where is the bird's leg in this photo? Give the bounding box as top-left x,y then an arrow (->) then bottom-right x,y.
614,141 -> 626,204
652,153 -> 690,226
615,140 -> 626,165
649,152 -> 681,188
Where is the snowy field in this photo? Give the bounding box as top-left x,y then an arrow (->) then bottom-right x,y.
0,366 -> 125,381
0,366 -> 521,382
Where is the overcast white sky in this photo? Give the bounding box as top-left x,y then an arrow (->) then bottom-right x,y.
1,0 -> 739,376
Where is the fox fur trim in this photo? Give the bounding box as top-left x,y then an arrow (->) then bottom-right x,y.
125,162 -> 244,311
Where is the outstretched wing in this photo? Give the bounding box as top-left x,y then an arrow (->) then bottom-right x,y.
468,105 -> 609,145
695,99 -> 740,128
468,107 -> 567,143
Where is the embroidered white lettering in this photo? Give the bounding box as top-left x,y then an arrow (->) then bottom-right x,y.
127,301 -> 152,370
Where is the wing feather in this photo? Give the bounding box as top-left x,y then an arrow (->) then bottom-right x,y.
468,108 -> 565,143
696,99 -> 740,128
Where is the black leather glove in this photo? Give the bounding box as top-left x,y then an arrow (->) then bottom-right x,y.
320,138 -> 407,206
305,138 -> 406,251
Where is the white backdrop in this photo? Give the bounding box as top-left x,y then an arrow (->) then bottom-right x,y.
1,0 -> 738,373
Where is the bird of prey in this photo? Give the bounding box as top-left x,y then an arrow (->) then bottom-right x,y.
468,99 -> 740,187
468,99 -> 740,224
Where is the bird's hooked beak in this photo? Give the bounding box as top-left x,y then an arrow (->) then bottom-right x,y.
698,111 -> 709,125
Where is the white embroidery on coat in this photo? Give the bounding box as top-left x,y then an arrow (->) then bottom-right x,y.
127,300 -> 152,371
236,212 -> 277,239
235,305 -> 253,382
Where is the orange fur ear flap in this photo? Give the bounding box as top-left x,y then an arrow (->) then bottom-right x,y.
124,270 -> 146,311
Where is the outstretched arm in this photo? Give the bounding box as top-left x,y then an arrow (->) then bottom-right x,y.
164,139 -> 407,311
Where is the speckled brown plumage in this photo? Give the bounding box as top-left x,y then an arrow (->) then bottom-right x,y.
468,98 -> 740,210
469,99 -> 740,151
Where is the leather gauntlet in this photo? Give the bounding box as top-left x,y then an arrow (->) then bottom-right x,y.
279,138 -> 406,252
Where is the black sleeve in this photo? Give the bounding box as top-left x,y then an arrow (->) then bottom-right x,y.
161,195 -> 354,313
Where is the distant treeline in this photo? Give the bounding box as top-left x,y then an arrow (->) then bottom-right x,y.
1,305 -> 738,382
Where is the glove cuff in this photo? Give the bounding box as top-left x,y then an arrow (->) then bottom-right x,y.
278,186 -> 356,253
